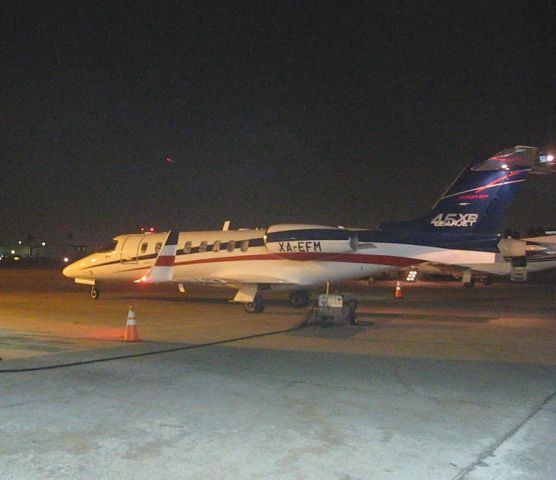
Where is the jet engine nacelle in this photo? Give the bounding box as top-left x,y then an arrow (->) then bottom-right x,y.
497,238 -> 527,258
498,237 -> 528,281
265,224 -> 355,257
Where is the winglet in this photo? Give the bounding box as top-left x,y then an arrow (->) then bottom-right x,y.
135,230 -> 179,283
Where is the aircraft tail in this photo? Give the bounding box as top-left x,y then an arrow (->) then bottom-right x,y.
379,146 -> 550,235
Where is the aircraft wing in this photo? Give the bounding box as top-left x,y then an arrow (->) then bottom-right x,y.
216,272 -> 296,284
399,236 -> 556,281
401,260 -> 524,279
399,262 -> 469,279
522,234 -> 556,244
173,274 -> 300,304
175,274 -> 298,287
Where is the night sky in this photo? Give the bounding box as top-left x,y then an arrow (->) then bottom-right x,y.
1,1 -> 555,245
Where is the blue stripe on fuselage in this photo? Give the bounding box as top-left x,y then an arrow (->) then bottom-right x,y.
266,229 -> 351,243
265,228 -> 500,252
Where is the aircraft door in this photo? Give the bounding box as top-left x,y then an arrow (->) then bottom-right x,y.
120,235 -> 145,263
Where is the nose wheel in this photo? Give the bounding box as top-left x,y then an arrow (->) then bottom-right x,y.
90,286 -> 100,300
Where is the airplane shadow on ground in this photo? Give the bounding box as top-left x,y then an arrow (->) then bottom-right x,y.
106,295 -> 303,309
356,312 -> 494,323
114,295 -> 227,305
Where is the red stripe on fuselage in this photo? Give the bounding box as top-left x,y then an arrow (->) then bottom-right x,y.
172,252 -> 422,267
93,251 -> 425,274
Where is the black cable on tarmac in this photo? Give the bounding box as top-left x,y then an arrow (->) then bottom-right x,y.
0,317 -> 311,374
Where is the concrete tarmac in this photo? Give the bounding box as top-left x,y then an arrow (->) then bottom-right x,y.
1,267 -> 555,479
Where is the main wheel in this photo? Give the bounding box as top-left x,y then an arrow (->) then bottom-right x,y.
243,295 -> 265,313
289,290 -> 310,308
347,299 -> 358,315
463,279 -> 475,288
347,299 -> 358,325
90,286 -> 100,300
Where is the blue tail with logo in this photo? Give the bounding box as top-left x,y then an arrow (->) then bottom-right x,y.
379,146 -> 540,235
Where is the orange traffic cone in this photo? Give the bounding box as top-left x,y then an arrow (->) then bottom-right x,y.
394,280 -> 403,299
124,305 -> 139,342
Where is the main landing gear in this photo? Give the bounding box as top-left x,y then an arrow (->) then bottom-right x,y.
463,279 -> 475,288
462,275 -> 493,288
238,287 -> 310,314
243,295 -> 265,313
289,290 -> 310,308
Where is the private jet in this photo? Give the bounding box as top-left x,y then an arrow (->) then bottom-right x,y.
63,146 -> 555,312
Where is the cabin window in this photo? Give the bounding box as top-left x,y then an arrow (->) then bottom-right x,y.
199,241 -> 208,252
140,242 -> 148,254
213,240 -> 221,252
227,240 -> 236,252
241,240 -> 249,252
183,241 -> 192,254
155,242 -> 162,253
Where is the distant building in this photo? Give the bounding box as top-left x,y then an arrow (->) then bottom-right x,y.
0,242 -> 87,263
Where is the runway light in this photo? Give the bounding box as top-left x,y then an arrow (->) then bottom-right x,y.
63,257 -> 70,263
41,241 -> 46,246
11,250 -> 15,255
18,240 -> 22,245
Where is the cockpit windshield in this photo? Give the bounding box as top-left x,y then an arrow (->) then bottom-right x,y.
96,240 -> 119,253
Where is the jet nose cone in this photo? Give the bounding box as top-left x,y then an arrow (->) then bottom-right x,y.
62,264 -> 74,278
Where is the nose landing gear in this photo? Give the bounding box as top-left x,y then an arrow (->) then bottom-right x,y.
90,286 -> 100,300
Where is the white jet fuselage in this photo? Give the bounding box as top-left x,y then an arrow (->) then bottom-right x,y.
62,146 -> 556,308
63,225 -> 496,289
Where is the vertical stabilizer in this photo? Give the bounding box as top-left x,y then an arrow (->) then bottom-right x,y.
379,146 -> 540,235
